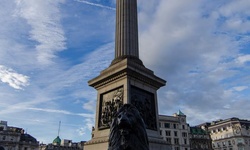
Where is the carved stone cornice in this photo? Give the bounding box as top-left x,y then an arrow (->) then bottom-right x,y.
148,138 -> 170,145
84,137 -> 109,145
88,58 -> 166,89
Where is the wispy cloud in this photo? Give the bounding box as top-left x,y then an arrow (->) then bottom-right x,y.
0,0 -> 114,143
0,65 -> 29,90
76,118 -> 94,136
14,0 -> 66,65
1,0 -> 249,144
236,54 -> 250,64
232,86 -> 248,92
26,107 -> 95,136
139,0 -> 250,124
27,107 -> 94,118
75,0 -> 115,10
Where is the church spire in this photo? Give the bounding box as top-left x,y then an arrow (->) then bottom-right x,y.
57,121 -> 61,137
112,0 -> 141,65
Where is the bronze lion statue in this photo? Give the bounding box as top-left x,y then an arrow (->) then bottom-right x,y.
108,104 -> 149,150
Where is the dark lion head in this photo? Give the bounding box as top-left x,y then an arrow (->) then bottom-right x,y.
108,104 -> 149,150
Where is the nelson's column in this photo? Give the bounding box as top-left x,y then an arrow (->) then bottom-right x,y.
84,0 -> 171,149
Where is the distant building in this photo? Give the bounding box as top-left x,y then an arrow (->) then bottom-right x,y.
208,117 -> 250,150
159,110 -> 190,150
52,136 -> 61,146
0,121 -> 7,131
39,120 -> 85,150
189,125 -> 212,150
0,120 -> 39,150
39,136 -> 85,150
19,133 -> 40,150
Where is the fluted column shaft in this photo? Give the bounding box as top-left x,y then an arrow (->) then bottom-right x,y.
115,0 -> 139,59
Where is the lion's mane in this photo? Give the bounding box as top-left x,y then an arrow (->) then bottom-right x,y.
108,104 -> 149,150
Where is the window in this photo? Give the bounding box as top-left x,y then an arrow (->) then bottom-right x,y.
159,123 -> 161,128
2,136 -> 6,140
184,139 -> 187,144
166,131 -> 171,136
174,138 -> 179,144
173,124 -> 177,129
228,140 -> 231,146
166,138 -> 171,144
182,125 -> 185,129
182,132 -> 187,137
212,143 -> 215,148
237,138 -> 243,144
174,147 -> 180,150
164,123 -> 170,128
160,130 -> 162,136
174,131 -> 178,136
217,142 -> 220,147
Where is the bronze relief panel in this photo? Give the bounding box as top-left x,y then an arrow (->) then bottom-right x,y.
98,87 -> 124,129
130,86 -> 157,130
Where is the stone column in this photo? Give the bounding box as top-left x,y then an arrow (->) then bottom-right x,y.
112,0 -> 141,64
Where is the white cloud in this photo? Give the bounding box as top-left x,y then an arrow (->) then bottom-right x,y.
236,55 -> 250,64
14,0 -> 66,65
75,0 -> 115,10
232,86 -> 248,92
76,118 -> 94,136
223,104 -> 231,109
0,1 -> 37,68
83,100 -> 96,112
77,127 -> 86,136
138,0 -> 250,124
215,0 -> 250,34
0,65 -> 29,89
0,0 -> 114,143
27,107 -> 94,118
218,0 -> 250,17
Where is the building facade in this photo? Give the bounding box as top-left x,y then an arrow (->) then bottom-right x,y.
208,118 -> 250,150
0,121 -> 39,150
159,111 -> 190,150
39,137 -> 85,150
189,126 -> 212,150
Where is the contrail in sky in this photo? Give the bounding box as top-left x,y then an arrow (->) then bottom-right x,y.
75,0 -> 116,10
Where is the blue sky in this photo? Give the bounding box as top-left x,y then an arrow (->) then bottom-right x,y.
0,0 -> 250,144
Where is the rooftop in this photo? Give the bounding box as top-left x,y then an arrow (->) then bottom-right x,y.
176,110 -> 186,116
53,136 -> 61,145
